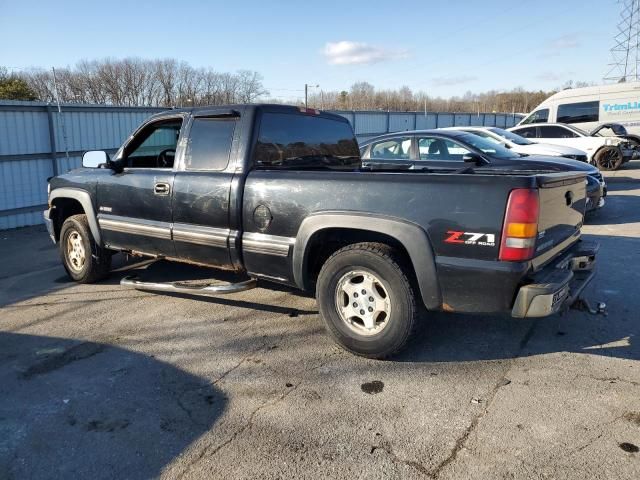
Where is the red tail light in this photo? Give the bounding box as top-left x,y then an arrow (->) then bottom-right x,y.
499,188 -> 539,261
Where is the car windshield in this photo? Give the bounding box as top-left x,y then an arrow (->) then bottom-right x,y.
562,124 -> 589,136
456,133 -> 521,159
487,127 -> 533,146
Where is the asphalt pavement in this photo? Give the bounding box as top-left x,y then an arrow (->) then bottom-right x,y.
1,163 -> 639,479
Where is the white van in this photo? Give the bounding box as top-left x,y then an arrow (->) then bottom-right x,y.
517,82 -> 640,135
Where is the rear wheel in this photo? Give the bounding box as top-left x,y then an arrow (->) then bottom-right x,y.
60,214 -> 111,283
316,242 -> 418,359
594,146 -> 623,171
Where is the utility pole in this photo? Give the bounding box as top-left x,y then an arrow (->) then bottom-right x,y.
304,83 -> 319,108
51,67 -> 70,162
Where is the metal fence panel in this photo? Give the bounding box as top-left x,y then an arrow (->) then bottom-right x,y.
437,114 -> 455,127
0,109 -> 51,156
388,113 -> 415,132
469,114 -> 484,126
454,114 -> 471,126
56,154 -> 83,175
353,113 -> 387,135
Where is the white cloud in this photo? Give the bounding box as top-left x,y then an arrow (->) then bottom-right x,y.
546,33 -> 581,50
323,41 -> 408,65
539,33 -> 582,58
430,75 -> 477,87
535,71 -> 576,82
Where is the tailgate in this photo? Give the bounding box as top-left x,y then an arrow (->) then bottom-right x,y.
532,172 -> 587,270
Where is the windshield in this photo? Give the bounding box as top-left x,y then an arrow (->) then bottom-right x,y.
487,127 -> 533,146
562,124 -> 589,136
456,133 -> 521,159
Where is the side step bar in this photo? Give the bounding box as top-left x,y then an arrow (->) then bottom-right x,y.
120,276 -> 257,296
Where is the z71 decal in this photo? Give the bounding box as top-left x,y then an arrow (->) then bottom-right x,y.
445,231 -> 496,247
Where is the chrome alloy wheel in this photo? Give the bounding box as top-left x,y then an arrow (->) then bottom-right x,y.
66,230 -> 86,272
335,270 -> 391,336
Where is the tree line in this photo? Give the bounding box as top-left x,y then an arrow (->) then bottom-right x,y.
301,81 -> 560,114
1,59 -> 268,107
1,58 -> 583,114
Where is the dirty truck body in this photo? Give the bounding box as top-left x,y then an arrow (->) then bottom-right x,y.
44,104 -> 598,358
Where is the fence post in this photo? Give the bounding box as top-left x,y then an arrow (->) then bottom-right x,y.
46,104 -> 59,176
435,112 -> 439,128
386,111 -> 390,134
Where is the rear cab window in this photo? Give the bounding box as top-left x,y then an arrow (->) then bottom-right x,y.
253,112 -> 360,170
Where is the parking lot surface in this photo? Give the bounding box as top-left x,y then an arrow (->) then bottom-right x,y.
1,164 -> 639,479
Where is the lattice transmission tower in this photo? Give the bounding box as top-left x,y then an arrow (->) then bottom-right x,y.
605,0 -> 640,82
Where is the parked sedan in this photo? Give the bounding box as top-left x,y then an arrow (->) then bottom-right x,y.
508,122 -> 633,170
443,126 -> 589,161
359,129 -> 605,212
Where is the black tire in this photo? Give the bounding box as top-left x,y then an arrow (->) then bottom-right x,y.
59,214 -> 111,283
594,146 -> 623,171
316,242 -> 418,359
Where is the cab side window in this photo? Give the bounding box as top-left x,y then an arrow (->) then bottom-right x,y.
370,138 -> 411,160
417,137 -> 471,161
124,119 -> 183,169
520,108 -> 549,125
538,126 -> 578,138
185,117 -> 236,171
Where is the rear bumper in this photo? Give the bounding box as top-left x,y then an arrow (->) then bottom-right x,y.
43,208 -> 55,243
511,240 -> 598,318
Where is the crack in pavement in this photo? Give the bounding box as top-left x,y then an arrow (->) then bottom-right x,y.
572,413 -> 626,454
371,441 -> 433,478
573,373 -> 640,387
430,319 -> 538,479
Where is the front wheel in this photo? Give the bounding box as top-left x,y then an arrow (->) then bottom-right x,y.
594,146 -> 623,171
316,242 -> 418,359
59,214 -> 111,283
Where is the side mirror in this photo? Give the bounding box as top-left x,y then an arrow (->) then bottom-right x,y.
462,153 -> 488,166
82,150 -> 109,168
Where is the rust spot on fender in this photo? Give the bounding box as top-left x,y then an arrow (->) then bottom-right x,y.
442,303 -> 455,312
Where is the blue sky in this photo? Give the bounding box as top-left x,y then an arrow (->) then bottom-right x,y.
0,0 -> 621,101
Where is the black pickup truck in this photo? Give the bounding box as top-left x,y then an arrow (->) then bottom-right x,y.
44,104 -> 598,358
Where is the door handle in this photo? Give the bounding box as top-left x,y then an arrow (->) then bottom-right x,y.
154,182 -> 170,196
